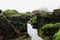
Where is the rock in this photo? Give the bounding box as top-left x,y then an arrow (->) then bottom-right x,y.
53,30 -> 60,40
0,9 -> 30,40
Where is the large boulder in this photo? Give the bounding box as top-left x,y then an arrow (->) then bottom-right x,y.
0,9 -> 30,40
30,9 -> 54,29
53,9 -> 60,22
2,9 -> 30,33
39,23 -> 60,40
0,14 -> 19,40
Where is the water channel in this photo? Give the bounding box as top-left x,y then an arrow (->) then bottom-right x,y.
27,23 -> 43,40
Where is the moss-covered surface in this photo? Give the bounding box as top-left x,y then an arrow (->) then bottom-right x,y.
0,9 -> 30,40
30,8 -> 60,40
0,8 -> 60,40
38,23 -> 60,40
53,30 -> 60,40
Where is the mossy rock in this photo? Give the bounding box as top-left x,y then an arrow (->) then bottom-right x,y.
3,9 -> 30,17
39,24 -> 54,40
2,9 -> 30,32
0,10 -> 30,40
53,30 -> 60,40
54,22 -> 60,27
0,14 -> 19,40
39,23 -> 60,40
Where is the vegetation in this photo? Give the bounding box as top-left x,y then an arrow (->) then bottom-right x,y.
30,8 -> 60,40
0,8 -> 60,40
0,9 -> 30,40
39,23 -> 60,40
53,30 -> 60,40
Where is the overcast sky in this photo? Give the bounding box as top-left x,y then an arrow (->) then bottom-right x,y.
0,0 -> 60,12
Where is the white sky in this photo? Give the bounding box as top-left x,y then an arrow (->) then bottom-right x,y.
0,0 -> 60,12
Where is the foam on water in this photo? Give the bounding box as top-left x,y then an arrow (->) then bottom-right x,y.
27,23 -> 43,40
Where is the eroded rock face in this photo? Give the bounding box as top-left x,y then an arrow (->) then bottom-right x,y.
30,9 -> 60,40
0,15 -> 19,40
0,10 -> 2,13
53,9 -> 60,22
0,10 -> 31,40
39,23 -> 60,40
30,9 -> 60,28
1,8 -> 60,40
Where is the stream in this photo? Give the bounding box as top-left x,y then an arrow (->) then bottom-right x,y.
27,23 -> 43,40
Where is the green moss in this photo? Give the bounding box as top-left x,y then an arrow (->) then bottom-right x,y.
40,24 -> 54,35
39,24 -> 53,40
54,22 -> 60,27
0,9 -> 30,40
3,9 -> 21,16
30,16 -> 37,24
53,30 -> 60,40
39,23 -> 60,40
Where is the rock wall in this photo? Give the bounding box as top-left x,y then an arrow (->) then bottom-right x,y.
0,9 -> 30,40
30,8 -> 60,40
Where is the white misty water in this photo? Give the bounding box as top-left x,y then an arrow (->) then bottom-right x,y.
27,23 -> 43,40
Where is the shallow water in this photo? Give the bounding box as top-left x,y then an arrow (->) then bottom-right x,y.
27,23 -> 43,40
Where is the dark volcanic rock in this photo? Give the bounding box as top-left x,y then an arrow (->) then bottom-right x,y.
0,9 -> 30,40
0,14 -> 19,40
